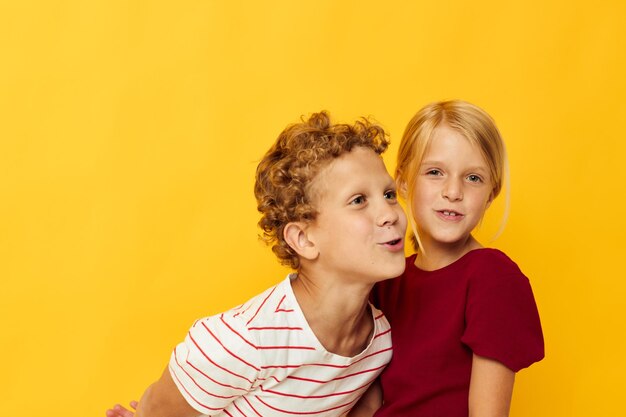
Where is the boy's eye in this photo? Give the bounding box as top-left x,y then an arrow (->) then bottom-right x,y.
384,190 -> 397,200
467,174 -> 482,183
350,195 -> 365,205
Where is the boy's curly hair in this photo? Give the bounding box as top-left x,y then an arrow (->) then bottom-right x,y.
254,111 -> 389,269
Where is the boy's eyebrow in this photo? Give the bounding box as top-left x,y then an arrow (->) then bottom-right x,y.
351,180 -> 398,194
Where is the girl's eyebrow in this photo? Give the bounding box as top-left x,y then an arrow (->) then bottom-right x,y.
466,166 -> 489,174
419,160 -> 442,167
420,160 -> 488,173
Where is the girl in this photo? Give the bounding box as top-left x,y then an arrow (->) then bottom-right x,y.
352,100 -> 544,417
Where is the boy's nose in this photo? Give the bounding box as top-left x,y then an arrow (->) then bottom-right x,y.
377,202 -> 400,227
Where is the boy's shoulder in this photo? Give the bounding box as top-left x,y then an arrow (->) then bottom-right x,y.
222,275 -> 299,329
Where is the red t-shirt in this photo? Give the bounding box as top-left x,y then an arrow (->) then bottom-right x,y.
372,248 -> 544,417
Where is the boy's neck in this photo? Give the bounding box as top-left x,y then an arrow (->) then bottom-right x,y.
290,270 -> 374,358
415,235 -> 483,271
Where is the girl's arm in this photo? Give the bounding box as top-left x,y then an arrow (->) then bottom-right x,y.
346,379 -> 382,417
468,354 -> 515,417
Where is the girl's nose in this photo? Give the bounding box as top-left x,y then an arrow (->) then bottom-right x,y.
442,178 -> 463,201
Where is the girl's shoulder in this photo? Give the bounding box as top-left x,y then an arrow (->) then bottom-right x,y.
399,249 -> 526,283
463,248 -> 525,278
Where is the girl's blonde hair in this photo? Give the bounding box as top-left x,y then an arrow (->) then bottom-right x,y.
395,100 -> 509,249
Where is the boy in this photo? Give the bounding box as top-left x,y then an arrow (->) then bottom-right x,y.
107,111 -> 406,417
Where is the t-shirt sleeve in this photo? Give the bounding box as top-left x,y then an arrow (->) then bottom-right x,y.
168,313 -> 261,415
461,263 -> 545,372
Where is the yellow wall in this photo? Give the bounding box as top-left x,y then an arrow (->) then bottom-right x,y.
1,1 -> 624,416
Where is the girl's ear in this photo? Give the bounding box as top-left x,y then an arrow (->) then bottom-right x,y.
283,222 -> 319,261
396,177 -> 408,199
486,191 -> 495,209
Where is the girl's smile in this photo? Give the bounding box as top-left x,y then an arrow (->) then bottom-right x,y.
435,209 -> 465,221
410,124 -> 493,259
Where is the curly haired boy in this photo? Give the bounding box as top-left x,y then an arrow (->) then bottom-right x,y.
107,111 -> 407,417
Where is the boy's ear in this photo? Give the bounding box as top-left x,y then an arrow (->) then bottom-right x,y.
283,222 -> 318,261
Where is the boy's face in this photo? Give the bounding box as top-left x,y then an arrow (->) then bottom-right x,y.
305,147 -> 407,283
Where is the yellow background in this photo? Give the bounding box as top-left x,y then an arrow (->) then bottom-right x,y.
1,1 -> 624,416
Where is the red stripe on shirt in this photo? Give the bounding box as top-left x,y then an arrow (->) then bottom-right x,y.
374,328 -> 391,339
349,346 -> 393,366
172,349 -> 239,399
201,321 -> 260,371
286,364 -> 386,384
233,401 -> 245,416
221,315 -> 315,350
257,345 -> 316,350
259,376 -> 375,399
275,295 -> 295,313
220,314 -> 258,349
261,347 -> 392,369
231,305 -> 243,318
260,364 -> 302,370
242,396 -> 263,416
169,364 -> 225,412
255,395 -> 356,415
257,375 -> 282,384
188,331 -> 256,384
183,357 -> 250,391
246,286 -> 277,326
248,326 -> 303,330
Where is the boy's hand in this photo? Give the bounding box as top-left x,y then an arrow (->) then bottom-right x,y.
346,380 -> 382,417
106,401 -> 138,417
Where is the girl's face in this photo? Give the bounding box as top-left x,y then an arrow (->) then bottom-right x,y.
410,124 -> 493,252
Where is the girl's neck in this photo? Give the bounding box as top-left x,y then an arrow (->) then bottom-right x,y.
415,234 -> 483,271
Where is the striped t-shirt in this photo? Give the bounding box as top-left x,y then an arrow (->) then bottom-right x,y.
169,274 -> 392,416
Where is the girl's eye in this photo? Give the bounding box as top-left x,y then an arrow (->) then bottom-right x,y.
426,169 -> 442,176
467,174 -> 482,183
350,195 -> 365,205
384,190 -> 397,200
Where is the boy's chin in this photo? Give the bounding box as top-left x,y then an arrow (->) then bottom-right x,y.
381,263 -> 406,281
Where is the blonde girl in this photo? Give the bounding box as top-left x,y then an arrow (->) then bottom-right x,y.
351,100 -> 544,417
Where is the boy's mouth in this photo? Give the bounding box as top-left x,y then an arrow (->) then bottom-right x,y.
380,237 -> 404,252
